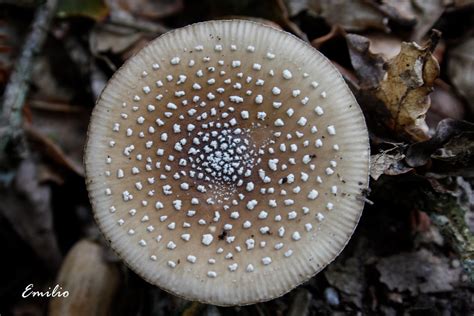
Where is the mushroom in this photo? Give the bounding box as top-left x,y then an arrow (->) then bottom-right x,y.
85,20 -> 370,305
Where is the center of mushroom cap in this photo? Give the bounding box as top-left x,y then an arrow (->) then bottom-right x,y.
185,127 -> 259,185
90,24 -> 366,289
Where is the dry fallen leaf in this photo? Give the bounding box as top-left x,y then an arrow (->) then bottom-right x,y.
427,81 -> 466,128
346,33 -> 386,89
375,31 -> 440,142
325,257 -> 364,308
379,0 -> 445,41
365,32 -> 401,59
0,159 -> 62,270
370,149 -> 413,180
448,36 -> 474,113
406,118 -> 474,168
377,249 -> 461,294
308,0 -> 389,32
90,23 -> 144,55
25,101 -> 91,176
108,0 -> 183,19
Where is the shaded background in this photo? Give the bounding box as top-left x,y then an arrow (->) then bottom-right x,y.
0,0 -> 473,315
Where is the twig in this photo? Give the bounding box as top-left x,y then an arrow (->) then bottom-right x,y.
0,0 -> 58,153
108,14 -> 170,34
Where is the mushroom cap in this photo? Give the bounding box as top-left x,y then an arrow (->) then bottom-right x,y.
85,20 -> 369,306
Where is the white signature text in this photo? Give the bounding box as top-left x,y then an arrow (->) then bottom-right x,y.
22,284 -> 69,298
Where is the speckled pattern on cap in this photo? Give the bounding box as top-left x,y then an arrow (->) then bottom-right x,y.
85,20 -> 370,306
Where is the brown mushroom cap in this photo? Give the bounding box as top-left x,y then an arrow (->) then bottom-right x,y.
85,20 -> 370,306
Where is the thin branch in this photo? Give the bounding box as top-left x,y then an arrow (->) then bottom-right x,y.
0,0 -> 58,152
108,14 -> 170,34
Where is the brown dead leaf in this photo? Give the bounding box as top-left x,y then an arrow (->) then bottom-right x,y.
448,36 -> 474,113
377,249 -> 461,294
451,0 -> 474,8
24,101 -> 91,176
311,24 -> 344,50
287,289 -> 312,316
284,0 -> 308,17
0,158 -> 62,270
219,0 -> 307,40
90,23 -> 144,55
427,81 -> 466,128
370,149 -> 413,180
379,0 -> 445,41
308,0 -> 390,32
429,132 -> 474,177
325,257 -> 364,308
406,118 -> 474,168
30,53 -> 76,103
375,31 -> 440,142
346,33 -> 386,89
108,0 -> 183,19
365,32 -> 401,59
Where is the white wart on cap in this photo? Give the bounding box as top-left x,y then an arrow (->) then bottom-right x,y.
85,20 -> 370,306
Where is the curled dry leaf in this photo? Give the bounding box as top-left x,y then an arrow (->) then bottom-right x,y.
430,132 -> 474,177
347,32 -> 442,141
90,23 -> 144,55
370,148 -> 413,180
346,33 -> 386,89
311,25 -> 345,49
364,32 -> 401,59
448,36 -> 474,113
406,118 -> 474,168
375,31 -> 441,142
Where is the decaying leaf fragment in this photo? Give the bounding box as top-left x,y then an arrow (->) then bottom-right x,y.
308,0 -> 390,32
448,37 -> 474,113
370,147 -> 413,180
406,118 -> 474,168
0,159 -> 62,269
375,31 -> 440,142
346,33 -> 386,89
377,248 -> 461,294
